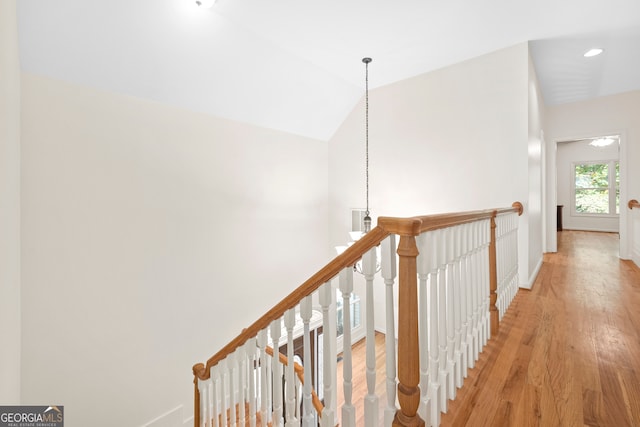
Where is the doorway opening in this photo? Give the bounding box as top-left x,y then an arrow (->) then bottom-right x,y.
548,133 -> 629,258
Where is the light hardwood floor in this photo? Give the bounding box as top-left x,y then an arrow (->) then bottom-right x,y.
337,230 -> 640,426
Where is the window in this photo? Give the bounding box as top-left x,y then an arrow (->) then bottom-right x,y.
336,292 -> 361,336
573,161 -> 619,215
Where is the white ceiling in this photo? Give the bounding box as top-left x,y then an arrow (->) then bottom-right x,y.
16,0 -> 640,141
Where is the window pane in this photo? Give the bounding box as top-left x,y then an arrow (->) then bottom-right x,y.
575,164 -> 608,189
336,291 -> 361,337
616,189 -> 620,214
576,189 -> 609,214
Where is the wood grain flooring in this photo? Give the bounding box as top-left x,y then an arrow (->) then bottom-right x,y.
337,231 -> 640,426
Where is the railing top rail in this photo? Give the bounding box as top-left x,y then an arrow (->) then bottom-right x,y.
193,201 -> 523,380
629,199 -> 640,210
379,202 -> 523,236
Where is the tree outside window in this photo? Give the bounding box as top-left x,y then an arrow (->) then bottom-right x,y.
574,161 -> 619,215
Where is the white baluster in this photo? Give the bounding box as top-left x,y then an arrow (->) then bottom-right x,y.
229,352 -> 238,427
480,220 -> 489,344
247,339 -> 257,427
473,221 -> 484,360
505,217 -> 511,313
362,246 -> 379,427
339,266 -> 356,427
239,345 -> 247,427
471,222 -> 481,363
211,365 -> 220,427
503,215 -> 511,313
219,359 -> 229,427
382,235 -> 398,427
484,218 -> 491,344
257,330 -> 269,427
416,233 -> 433,426
267,343 -> 274,422
477,221 -> 486,347
457,224 -> 469,378
300,296 -> 315,427
511,214 -> 519,307
198,378 -> 208,427
452,225 -> 464,389
464,223 -> 475,370
284,309 -> 299,427
435,229 -> 449,413
506,215 -> 514,311
421,230 -> 441,427
444,227 -> 456,402
271,320 -> 284,427
209,378 -> 215,427
319,282 -> 335,427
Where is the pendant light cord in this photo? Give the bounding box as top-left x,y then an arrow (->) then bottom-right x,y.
363,57 -> 371,219
362,57 -> 372,232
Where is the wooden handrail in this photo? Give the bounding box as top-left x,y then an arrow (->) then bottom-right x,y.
629,199 -> 640,210
379,202 -> 523,236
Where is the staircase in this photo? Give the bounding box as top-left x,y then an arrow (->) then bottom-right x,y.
192,202 -> 523,426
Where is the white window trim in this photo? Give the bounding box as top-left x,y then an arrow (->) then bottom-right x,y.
570,159 -> 619,218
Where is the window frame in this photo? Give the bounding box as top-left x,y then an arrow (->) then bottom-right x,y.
571,159 -> 619,218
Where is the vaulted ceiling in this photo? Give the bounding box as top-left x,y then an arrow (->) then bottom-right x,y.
16,0 -> 640,140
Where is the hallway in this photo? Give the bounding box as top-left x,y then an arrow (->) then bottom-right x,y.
441,230 -> 640,426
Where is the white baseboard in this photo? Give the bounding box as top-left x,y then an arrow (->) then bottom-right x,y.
520,256 -> 543,290
562,227 -> 619,233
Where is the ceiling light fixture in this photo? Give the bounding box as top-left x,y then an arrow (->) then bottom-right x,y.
589,137 -> 616,147
583,48 -> 603,58
195,0 -> 216,8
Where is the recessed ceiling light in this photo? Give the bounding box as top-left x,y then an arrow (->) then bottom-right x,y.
584,48 -> 604,58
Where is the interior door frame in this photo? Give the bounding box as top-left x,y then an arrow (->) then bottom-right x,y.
545,130 -> 629,258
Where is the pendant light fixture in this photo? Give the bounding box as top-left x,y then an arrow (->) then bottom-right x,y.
335,58 -> 381,274
362,57 -> 373,234
354,57 -> 381,274
355,57 -> 381,274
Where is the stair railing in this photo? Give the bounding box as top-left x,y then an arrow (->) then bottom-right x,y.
193,202 -> 523,427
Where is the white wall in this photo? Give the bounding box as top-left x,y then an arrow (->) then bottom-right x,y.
328,43 -> 534,329
20,74 -> 329,426
0,0 -> 22,404
546,90 -> 640,259
556,140 -> 619,232
526,51 -> 545,288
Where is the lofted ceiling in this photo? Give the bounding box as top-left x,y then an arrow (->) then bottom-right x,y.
16,0 -> 640,141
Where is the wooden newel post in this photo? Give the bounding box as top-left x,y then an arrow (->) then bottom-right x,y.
393,235 -> 425,427
489,211 -> 499,336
